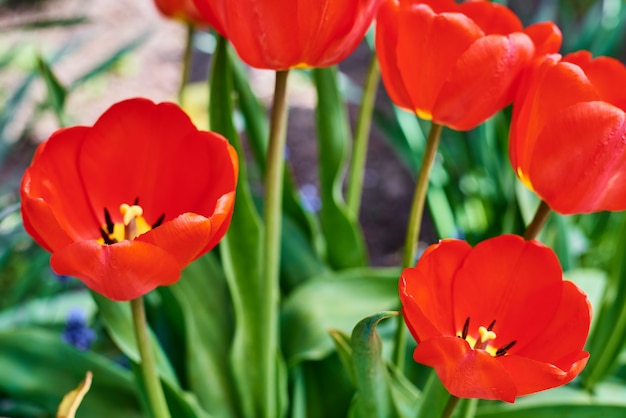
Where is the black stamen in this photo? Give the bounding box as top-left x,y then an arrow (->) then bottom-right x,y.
152,213 -> 165,229
104,208 -> 114,234
99,227 -> 117,245
487,320 -> 496,332
133,197 -> 139,205
496,340 -> 517,357
462,317 -> 470,340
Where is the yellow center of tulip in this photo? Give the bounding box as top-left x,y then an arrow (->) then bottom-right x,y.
456,317 -> 516,357
516,167 -> 535,192
416,108 -> 433,121
98,202 -> 157,245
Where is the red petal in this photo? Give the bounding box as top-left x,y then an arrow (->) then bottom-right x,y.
20,126 -> 99,243
137,209 -> 232,268
510,55 -> 598,183
452,235 -> 563,353
396,4 -> 483,119
564,52 -> 626,113
528,101 -> 626,214
434,32 -> 534,130
51,240 -> 180,301
400,239 -> 472,340
414,336 -> 517,402
376,0 -> 415,110
498,351 -> 589,397
524,21 -> 562,57
517,280 -> 590,366
457,1 -> 523,35
77,98 -> 237,228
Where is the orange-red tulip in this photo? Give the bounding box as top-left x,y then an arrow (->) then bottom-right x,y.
510,50 -> 626,214
376,0 -> 562,131
21,98 -> 238,301
400,235 -> 590,403
154,0 -> 209,26
192,0 -> 384,70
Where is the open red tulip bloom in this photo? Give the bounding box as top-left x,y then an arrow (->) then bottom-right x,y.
21,98 -> 238,301
376,0 -> 562,131
400,235 -> 590,403
192,0 -> 383,70
510,50 -> 626,214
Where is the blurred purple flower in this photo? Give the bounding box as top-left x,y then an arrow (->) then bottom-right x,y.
62,308 -> 96,351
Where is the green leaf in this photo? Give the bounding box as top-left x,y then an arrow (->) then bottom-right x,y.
36,53 -> 67,126
281,267 -> 401,364
350,311 -> 399,418
0,328 -> 141,417
165,253 -> 240,417
313,67 -> 368,269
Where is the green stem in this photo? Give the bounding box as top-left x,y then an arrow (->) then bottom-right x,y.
346,55 -> 380,218
178,23 -> 194,106
441,395 -> 461,418
130,297 -> 171,418
392,122 -> 444,370
523,200 -> 551,240
261,69 -> 290,416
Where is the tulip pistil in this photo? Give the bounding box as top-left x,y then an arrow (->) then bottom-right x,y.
456,317 -> 515,357
97,201 -> 161,245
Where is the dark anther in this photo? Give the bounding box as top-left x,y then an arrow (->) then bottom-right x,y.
496,340 -> 517,357
487,320 -> 496,332
462,317 -> 470,340
133,197 -> 139,205
152,213 -> 165,229
104,208 -> 114,234
99,227 -> 117,245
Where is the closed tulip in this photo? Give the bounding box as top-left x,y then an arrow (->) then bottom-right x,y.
192,0 -> 384,70
376,0 -> 561,130
510,50 -> 626,214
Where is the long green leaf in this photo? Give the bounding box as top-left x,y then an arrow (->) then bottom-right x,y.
313,67 -> 368,269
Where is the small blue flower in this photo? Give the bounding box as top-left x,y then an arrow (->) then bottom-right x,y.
299,183 -> 321,213
62,308 -> 96,351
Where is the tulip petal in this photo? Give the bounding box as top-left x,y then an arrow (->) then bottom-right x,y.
434,32 -> 533,130
510,56 -> 599,178
529,101 -> 626,214
77,99 -> 236,227
20,127 -> 99,243
51,240 -> 180,301
457,1 -> 523,35
413,336 -> 517,402
137,209 -> 232,267
517,281 -> 591,366
376,0 -> 414,110
498,351 -> 589,397
452,235 -> 563,353
396,4 -> 483,119
400,239 -> 472,340
524,21 -> 562,57
564,51 -> 626,113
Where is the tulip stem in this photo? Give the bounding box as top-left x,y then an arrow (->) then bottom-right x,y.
130,297 -> 171,418
441,395 -> 461,418
392,121 -> 443,370
262,69 -> 290,416
347,54 -> 380,218
178,23 -> 194,106
523,200 -> 551,240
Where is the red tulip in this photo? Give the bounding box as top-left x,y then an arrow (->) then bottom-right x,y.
21,98 -> 238,301
192,0 -> 384,70
400,235 -> 590,403
154,0 -> 210,27
376,0 -> 562,131
510,50 -> 626,214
